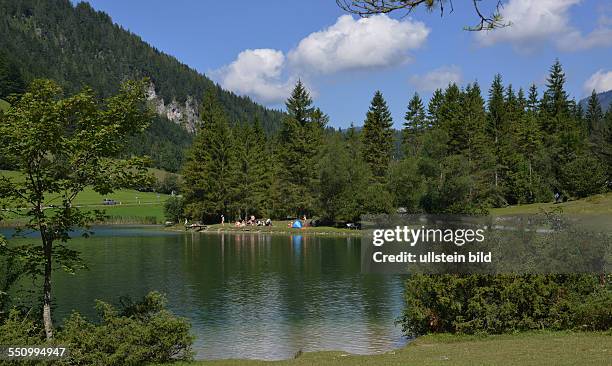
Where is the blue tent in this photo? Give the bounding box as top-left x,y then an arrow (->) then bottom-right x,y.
292,220 -> 303,228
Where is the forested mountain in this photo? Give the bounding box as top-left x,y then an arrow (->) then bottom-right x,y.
580,90 -> 612,113
0,0 -> 286,171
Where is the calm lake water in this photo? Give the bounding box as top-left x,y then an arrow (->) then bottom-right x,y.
5,226 -> 407,360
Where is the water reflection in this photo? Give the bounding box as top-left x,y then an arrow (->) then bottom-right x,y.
21,229 -> 406,360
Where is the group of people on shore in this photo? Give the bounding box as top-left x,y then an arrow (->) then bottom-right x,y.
225,214 -> 272,227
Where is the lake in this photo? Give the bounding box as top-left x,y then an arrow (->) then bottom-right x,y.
5,226 -> 407,360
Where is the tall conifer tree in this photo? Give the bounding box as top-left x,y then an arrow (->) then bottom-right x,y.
362,91 -> 394,181
402,92 -> 426,157
182,90 -> 234,222
278,80 -> 325,216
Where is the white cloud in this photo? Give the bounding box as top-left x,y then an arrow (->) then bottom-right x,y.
409,65 -> 463,92
557,26 -> 612,51
215,48 -> 293,104
476,0 -> 580,50
584,70 -> 612,94
288,14 -> 429,74
475,0 -> 612,52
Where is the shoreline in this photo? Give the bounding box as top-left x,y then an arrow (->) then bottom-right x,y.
165,222 -> 363,237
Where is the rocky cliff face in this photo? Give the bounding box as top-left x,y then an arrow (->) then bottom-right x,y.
146,83 -> 199,133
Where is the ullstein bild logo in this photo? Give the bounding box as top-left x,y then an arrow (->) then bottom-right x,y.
361,214 -> 610,275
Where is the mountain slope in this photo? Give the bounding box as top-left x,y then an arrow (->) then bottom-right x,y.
579,90 -> 612,113
0,0 -> 284,134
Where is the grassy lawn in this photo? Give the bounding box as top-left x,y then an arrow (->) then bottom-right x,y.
0,170 -> 170,224
491,192 -> 612,216
166,332 -> 611,366
0,98 -> 9,111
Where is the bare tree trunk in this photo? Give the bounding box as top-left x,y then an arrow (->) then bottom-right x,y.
42,234 -> 53,340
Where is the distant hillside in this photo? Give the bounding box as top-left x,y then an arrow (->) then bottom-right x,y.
579,90 -> 612,113
0,0 -> 284,134
0,0 -> 289,173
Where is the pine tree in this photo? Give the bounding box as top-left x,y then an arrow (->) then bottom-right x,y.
427,88 -> 444,128
486,74 -> 506,190
527,84 -> 539,113
0,53 -> 25,99
361,91 -> 394,181
486,74 -> 505,143
231,118 -> 270,219
182,90 -> 234,223
541,59 -> 570,134
585,90 -> 604,135
278,81 -> 325,216
402,92 -> 426,157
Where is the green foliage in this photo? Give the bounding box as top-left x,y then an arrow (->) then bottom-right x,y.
56,292 -> 193,365
0,52 -> 25,99
318,129 -> 373,222
182,91 -> 235,223
0,243 -> 26,318
362,91 -> 394,182
154,172 -> 181,195
231,119 -> 271,218
558,153 -> 607,198
3,292 -> 195,366
0,0 -> 285,173
277,81 -> 326,217
402,93 -> 426,157
0,78 -> 152,338
400,274 -> 611,336
0,309 -> 43,345
163,196 -> 185,224
125,116 -> 193,173
387,158 -> 423,212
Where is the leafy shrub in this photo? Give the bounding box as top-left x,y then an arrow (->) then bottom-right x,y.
0,309 -> 43,345
56,292 -> 193,365
164,196 -> 185,224
400,274 -> 611,336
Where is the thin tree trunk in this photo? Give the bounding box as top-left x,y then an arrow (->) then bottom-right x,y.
42,233 -> 53,340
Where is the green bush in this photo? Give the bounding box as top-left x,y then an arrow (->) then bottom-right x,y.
0,309 -> 43,345
400,274 -> 611,336
56,292 -> 194,365
164,196 -> 185,223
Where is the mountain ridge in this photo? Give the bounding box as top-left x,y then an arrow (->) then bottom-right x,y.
579,90 -> 612,113
0,0 -> 285,134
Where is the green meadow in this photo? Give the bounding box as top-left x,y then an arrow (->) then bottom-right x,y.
166,331 -> 612,366
0,170 -> 171,224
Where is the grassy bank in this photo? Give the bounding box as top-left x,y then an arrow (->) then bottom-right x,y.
0,169 -> 170,225
167,331 -> 611,366
178,221 -> 361,236
491,192 -> 612,216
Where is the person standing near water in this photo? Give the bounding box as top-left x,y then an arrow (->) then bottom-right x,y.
221,214 -> 225,226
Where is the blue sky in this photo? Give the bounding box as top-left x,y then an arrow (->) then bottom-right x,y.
79,0 -> 612,129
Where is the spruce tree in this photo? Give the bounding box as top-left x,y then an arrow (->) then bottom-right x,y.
527,84 -> 539,113
231,119 -> 270,218
427,88 -> 444,128
486,74 -> 506,190
361,91 -> 394,181
486,74 -> 505,144
585,90 -> 604,135
182,90 -> 234,222
541,60 -> 570,134
402,92 -> 426,157
278,81 -> 325,216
